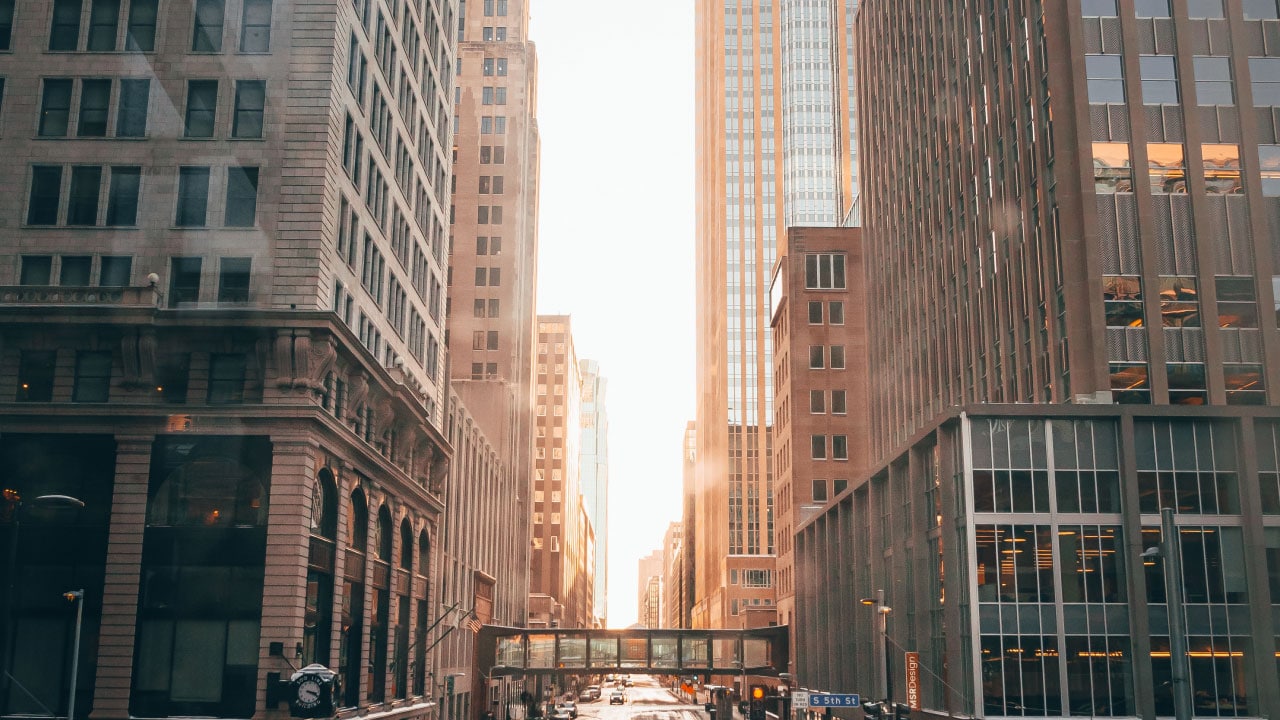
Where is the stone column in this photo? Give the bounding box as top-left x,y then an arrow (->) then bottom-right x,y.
89,434 -> 154,720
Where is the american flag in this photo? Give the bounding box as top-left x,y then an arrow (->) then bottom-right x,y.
465,612 -> 483,634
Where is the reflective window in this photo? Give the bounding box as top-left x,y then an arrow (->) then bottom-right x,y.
1093,142 -> 1132,192
1194,57 -> 1234,105
1111,363 -> 1151,404
1103,275 -> 1144,326
1160,276 -> 1200,327
1244,0 -> 1280,19
1187,0 -> 1224,17
1147,143 -> 1186,193
1249,57 -> 1280,105
1140,55 -> 1179,104
1086,55 -> 1125,104
1135,0 -> 1170,16
1203,143 -> 1242,193
1081,0 -> 1118,15
1260,145 -> 1280,195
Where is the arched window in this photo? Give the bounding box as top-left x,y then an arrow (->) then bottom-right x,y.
311,469 -> 338,539
341,488 -> 368,707
369,504 -> 393,702
399,519 -> 413,572
376,506 -> 393,561
303,468 -> 338,667
394,518 -> 414,699
412,529 -> 430,696
148,455 -> 268,526
348,489 -> 368,551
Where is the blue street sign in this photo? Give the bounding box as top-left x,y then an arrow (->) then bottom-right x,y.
809,694 -> 861,708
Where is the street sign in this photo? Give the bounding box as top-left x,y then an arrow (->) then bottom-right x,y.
808,694 -> 861,708
791,691 -> 809,710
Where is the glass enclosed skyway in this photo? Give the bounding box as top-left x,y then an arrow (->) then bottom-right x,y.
476,625 -> 789,676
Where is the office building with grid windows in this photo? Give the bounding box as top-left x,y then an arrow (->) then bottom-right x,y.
0,1 -> 489,719
793,0 -> 1280,717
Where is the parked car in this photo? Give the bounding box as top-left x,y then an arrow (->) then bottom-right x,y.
578,690 -> 594,702
609,691 -> 626,705
557,701 -> 578,718
549,710 -> 572,720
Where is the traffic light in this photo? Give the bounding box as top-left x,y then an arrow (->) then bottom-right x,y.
862,702 -> 885,719
748,685 -> 766,720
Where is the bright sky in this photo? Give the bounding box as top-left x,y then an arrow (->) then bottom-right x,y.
528,2 -> 696,628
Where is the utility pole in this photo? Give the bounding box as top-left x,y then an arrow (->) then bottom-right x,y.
1160,509 -> 1191,720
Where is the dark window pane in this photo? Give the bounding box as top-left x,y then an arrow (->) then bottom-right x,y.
116,79 -> 150,136
184,80 -> 217,137
125,0 -> 157,50
39,78 -> 73,136
168,257 -> 202,307
207,353 -> 246,403
0,0 -> 14,50
176,167 -> 210,226
224,167 -> 259,226
239,0 -> 271,52
156,353 -> 190,403
67,166 -> 102,225
192,0 -> 224,51
73,350 -> 112,402
77,78 -> 111,136
217,257 -> 251,302
60,255 -> 91,285
87,0 -> 120,50
98,255 -> 131,286
20,256 -> 53,285
27,166 -> 63,225
232,80 -> 264,138
17,351 -> 56,402
49,0 -> 82,51
106,166 -> 140,226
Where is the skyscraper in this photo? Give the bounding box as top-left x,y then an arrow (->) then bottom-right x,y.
636,549 -> 664,628
578,359 -> 609,627
793,0 -> 1280,715
693,0 -> 860,630
0,0 -> 456,717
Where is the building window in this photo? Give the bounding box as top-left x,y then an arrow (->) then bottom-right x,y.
811,480 -> 828,503
77,78 -> 111,136
192,0 -> 224,51
807,301 -> 822,324
0,0 -> 13,50
61,256 -> 91,285
828,301 -> 844,324
1250,57 -> 1280,106
176,167 -> 211,226
1194,57 -> 1234,106
829,345 -> 846,369
1086,54 -> 1125,104
833,479 -> 848,495
20,256 -> 52,285
17,351 -> 57,402
99,256 -> 131,286
87,0 -> 120,50
1187,0 -> 1224,17
224,167 -> 259,226
808,345 -> 824,369
1093,142 -> 1132,192
1245,0 -> 1280,19
73,350 -> 112,402
1111,363 -> 1150,403
809,390 -> 824,414
832,435 -> 849,461
207,353 -> 246,403
811,435 -> 826,460
106,166 -> 141,226
125,0 -> 158,50
39,78 -> 73,136
1134,0 -> 1170,17
66,166 -> 102,225
804,253 -> 846,289
27,166 -> 63,225
232,81 -> 264,138
1139,55 -> 1179,104
1104,276 -> 1144,327
168,257 -> 202,307
1147,143 -> 1186,194
1262,145 -> 1280,195
49,0 -> 82,51
117,79 -> 150,136
1081,0 -> 1117,15
1203,143 -> 1242,193
1167,363 -> 1208,405
184,80 -> 218,137
487,331 -> 499,350
218,257 -> 251,302
239,0 -> 271,52
831,390 -> 847,414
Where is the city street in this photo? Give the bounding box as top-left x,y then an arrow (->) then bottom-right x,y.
574,677 -> 705,720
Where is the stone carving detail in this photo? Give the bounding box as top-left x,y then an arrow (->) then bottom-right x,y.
307,336 -> 338,390
270,330 -> 330,390
346,372 -> 370,421
429,450 -> 450,495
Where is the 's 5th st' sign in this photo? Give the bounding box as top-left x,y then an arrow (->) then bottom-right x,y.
808,694 -> 861,708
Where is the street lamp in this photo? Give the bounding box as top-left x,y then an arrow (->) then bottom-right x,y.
1,491 -> 86,716
1142,508 -> 1191,720
859,591 -> 891,702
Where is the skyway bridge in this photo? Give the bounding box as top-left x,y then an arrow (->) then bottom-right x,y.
476,625 -> 789,677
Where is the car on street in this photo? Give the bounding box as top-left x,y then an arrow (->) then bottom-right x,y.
624,678 -> 634,687
587,685 -> 601,699
557,701 -> 578,718
609,691 -> 626,705
578,690 -> 593,702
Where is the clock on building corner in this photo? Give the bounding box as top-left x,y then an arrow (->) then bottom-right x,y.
289,664 -> 338,718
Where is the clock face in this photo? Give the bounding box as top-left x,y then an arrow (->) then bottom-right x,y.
297,679 -> 323,708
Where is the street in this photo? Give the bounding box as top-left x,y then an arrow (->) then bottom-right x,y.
574,676 -> 706,720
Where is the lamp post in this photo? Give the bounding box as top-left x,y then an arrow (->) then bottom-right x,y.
63,590 -> 84,720
859,591 -> 891,703
1,492 -> 85,715
1142,508 -> 1191,720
